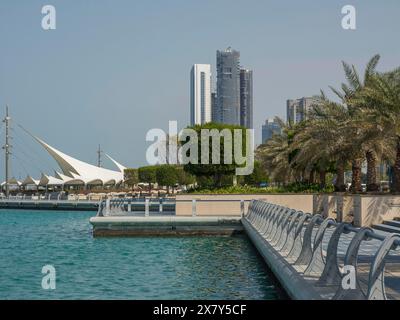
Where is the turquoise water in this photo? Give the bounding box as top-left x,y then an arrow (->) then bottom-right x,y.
0,210 -> 284,300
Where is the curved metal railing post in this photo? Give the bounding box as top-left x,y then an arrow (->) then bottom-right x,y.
279,210 -> 303,253
294,214 -> 322,266
316,222 -> 352,287
304,217 -> 335,276
367,233 -> 400,300
258,202 -> 271,231
333,227 -> 373,300
274,209 -> 297,248
260,203 -> 276,235
264,205 -> 282,237
269,207 -> 290,242
265,205 -> 283,240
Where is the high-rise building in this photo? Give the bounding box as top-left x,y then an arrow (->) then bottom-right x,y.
286,97 -> 317,124
211,92 -> 217,122
262,118 -> 281,143
190,64 -> 211,125
216,47 -> 240,125
240,68 -> 253,129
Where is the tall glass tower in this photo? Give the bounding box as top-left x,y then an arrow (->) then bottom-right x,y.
216,48 -> 240,125
240,68 -> 253,129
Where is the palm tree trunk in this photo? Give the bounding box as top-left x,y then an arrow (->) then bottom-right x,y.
335,160 -> 346,192
392,137 -> 400,193
350,158 -> 363,193
309,170 -> 315,184
215,173 -> 222,187
366,150 -> 379,192
319,170 -> 326,189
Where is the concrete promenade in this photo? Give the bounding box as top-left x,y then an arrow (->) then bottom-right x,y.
244,200 -> 400,300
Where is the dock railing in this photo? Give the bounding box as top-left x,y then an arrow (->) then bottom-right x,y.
97,198 -> 249,217
244,199 -> 400,300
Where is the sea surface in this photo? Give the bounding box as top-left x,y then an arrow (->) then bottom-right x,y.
0,210 -> 285,299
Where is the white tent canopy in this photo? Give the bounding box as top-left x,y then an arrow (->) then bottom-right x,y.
1,178 -> 22,186
1,134 -> 127,190
21,175 -> 40,186
39,173 -> 64,186
33,136 -> 126,186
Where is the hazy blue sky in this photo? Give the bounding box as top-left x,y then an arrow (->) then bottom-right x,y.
0,0 -> 399,179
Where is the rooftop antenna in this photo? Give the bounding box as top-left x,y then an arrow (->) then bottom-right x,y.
97,144 -> 103,167
2,106 -> 11,198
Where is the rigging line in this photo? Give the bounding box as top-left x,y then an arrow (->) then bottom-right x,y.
11,134 -> 49,172
12,122 -> 60,171
10,134 -> 45,170
10,127 -> 57,173
11,154 -> 30,177
11,145 -> 44,176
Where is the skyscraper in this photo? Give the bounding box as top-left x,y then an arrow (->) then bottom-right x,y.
216,47 -> 240,125
240,68 -> 253,129
286,97 -> 317,124
262,118 -> 281,143
190,64 -> 211,125
211,92 -> 218,122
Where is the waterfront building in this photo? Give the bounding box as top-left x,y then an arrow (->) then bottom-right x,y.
262,118 -> 282,143
286,97 -> 317,124
240,68 -> 253,129
190,64 -> 212,125
216,47 -> 241,125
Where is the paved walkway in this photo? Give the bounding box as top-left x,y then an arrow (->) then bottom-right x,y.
308,226 -> 400,299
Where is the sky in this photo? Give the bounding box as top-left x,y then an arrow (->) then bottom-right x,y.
0,0 -> 399,180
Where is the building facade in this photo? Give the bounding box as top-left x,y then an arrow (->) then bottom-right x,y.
211,92 -> 218,123
190,64 -> 211,125
216,48 -> 241,125
286,97 -> 317,124
262,118 -> 281,143
240,68 -> 253,129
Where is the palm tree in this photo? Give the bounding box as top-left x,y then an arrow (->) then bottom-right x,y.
331,55 -> 386,192
352,69 -> 400,191
299,91 -> 371,192
292,94 -> 350,191
257,55 -> 399,193
256,118 -> 299,184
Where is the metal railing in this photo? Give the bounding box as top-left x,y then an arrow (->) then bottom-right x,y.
97,197 -> 176,216
244,199 -> 400,300
97,198 -> 249,217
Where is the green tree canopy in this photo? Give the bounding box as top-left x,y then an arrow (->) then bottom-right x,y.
138,166 -> 157,191
176,166 -> 195,186
243,161 -> 268,186
182,122 -> 250,186
124,168 -> 139,188
155,165 -> 178,189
